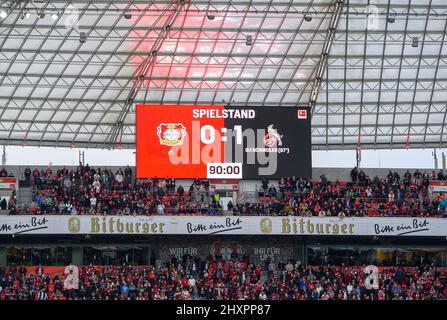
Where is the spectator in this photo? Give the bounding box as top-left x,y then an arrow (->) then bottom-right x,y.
0,168 -> 7,177
438,197 -> 446,215
24,167 -> 31,187
351,167 -> 358,183
157,203 -> 165,215
125,166 -> 132,185
0,198 -> 7,210
227,200 -> 233,211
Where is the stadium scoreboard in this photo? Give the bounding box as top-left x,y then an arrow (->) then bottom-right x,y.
136,105 -> 311,179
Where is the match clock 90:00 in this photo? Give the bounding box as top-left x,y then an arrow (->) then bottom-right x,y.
207,163 -> 242,179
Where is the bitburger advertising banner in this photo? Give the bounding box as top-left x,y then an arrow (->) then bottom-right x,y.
0,216 -> 445,237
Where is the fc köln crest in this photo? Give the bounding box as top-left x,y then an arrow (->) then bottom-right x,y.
263,124 -> 283,147
156,123 -> 187,146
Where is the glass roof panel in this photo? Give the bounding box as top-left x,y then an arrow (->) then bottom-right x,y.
0,0 -> 445,149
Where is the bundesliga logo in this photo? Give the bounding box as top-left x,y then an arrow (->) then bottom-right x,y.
156,123 -> 187,146
263,124 -> 283,147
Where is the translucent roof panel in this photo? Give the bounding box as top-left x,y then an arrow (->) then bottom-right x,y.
0,0 -> 446,149
316,0 -> 447,149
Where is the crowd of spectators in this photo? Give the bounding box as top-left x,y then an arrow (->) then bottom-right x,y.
16,164 -> 222,216
0,168 -> 16,212
0,256 -> 446,300
242,168 -> 447,217
0,167 -> 14,178
8,164 -> 447,217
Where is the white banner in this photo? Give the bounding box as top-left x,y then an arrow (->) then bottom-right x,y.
0,215 -> 446,237
429,181 -> 447,192
0,177 -> 16,190
430,186 -> 447,192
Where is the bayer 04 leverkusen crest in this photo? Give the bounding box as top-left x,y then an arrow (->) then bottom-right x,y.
156,123 -> 187,146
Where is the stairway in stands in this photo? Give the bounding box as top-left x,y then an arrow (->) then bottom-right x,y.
18,186 -> 33,208
260,271 -> 269,284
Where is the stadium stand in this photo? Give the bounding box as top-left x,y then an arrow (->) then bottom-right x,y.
1,258 -> 446,300
2,0 -> 447,305
7,164 -> 446,217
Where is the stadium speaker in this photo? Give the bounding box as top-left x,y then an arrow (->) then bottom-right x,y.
412,37 -> 419,47
80,32 -> 87,43
304,14 -> 312,22
246,35 -> 253,46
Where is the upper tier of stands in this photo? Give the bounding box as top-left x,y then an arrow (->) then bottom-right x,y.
3,164 -> 446,217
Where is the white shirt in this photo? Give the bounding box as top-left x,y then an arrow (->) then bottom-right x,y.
347,284 -> 353,293
92,180 -> 101,193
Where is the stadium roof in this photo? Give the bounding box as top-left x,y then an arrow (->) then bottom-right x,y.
0,0 -> 447,150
